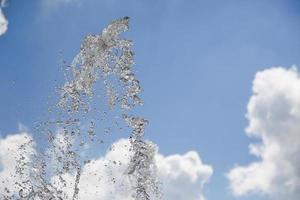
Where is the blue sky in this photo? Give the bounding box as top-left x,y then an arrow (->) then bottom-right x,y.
1,0 -> 300,200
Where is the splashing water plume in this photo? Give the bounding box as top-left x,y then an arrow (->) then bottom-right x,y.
1,17 -> 160,200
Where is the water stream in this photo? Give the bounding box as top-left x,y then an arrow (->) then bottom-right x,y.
2,17 -> 160,200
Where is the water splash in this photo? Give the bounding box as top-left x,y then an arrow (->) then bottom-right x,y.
1,17 -> 160,200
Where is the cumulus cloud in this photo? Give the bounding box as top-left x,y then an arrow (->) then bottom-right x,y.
0,132 -> 35,197
156,151 -> 213,200
50,139 -> 134,200
227,67 -> 300,199
54,139 -> 213,200
0,134 -> 213,200
0,7 -> 8,36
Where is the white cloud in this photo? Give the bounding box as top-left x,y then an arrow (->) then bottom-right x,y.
0,132 -> 35,198
52,139 -> 136,200
0,8 -> 8,36
0,134 -> 212,200
227,67 -> 300,199
156,151 -> 213,200
53,139 -> 213,200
